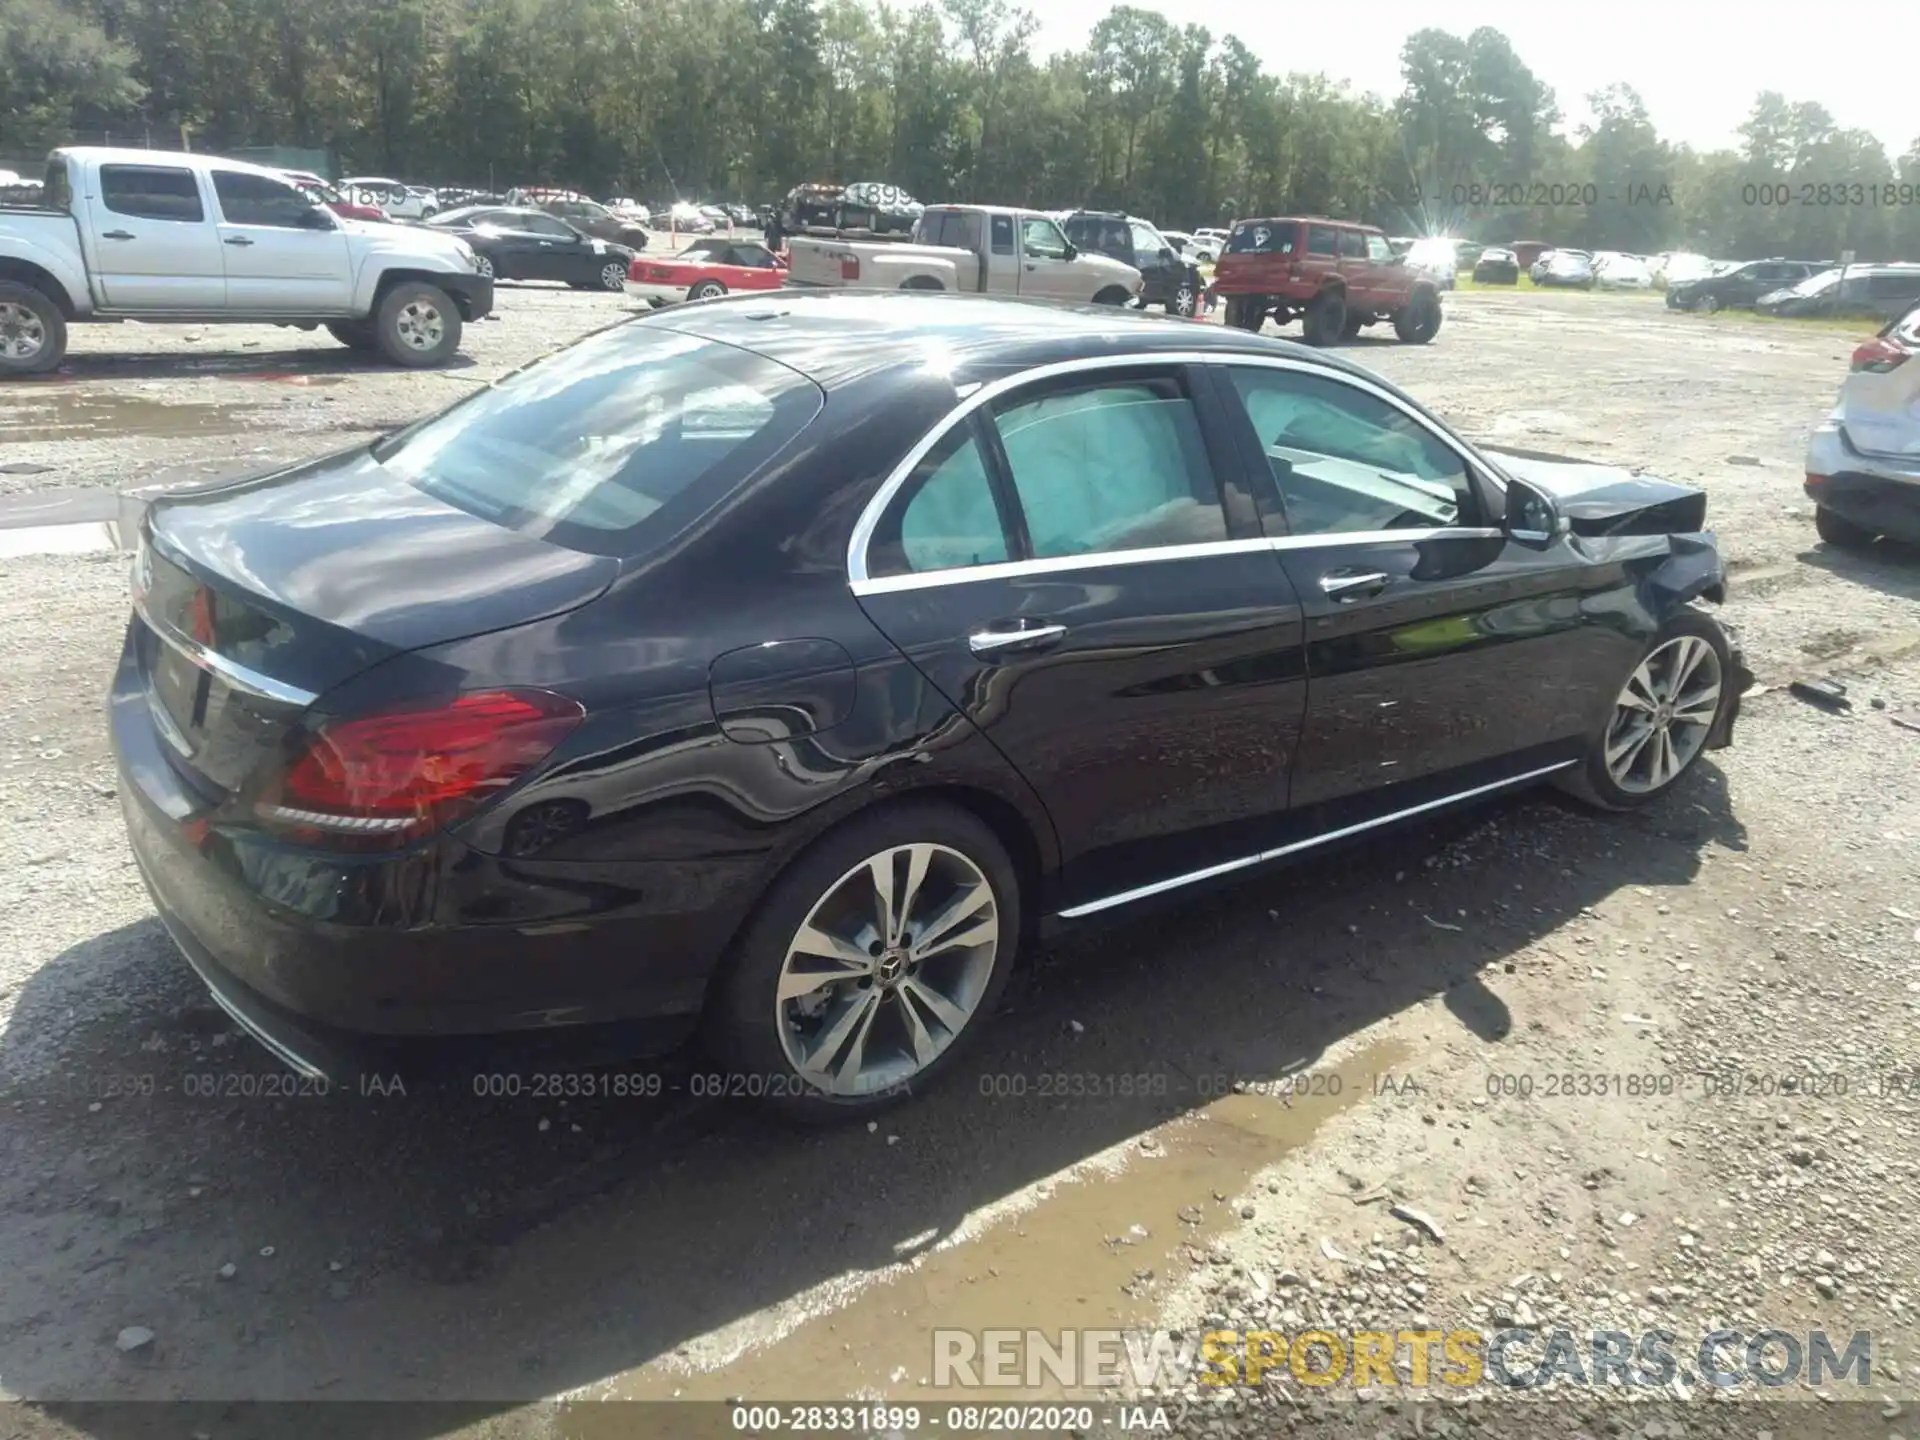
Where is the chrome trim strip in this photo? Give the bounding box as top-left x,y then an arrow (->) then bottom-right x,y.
845,348 -> 1511,584
202,984 -> 329,1081
848,528 -> 1507,594
1056,759 -> 1577,919
132,591 -> 319,709
849,537 -> 1272,596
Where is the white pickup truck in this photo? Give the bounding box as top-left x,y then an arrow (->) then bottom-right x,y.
0,148 -> 493,376
784,204 -> 1142,305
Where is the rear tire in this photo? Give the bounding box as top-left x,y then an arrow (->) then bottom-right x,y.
1814,505 -> 1876,550
0,282 -> 67,376
689,279 -> 727,301
1558,609 -> 1733,812
599,261 -> 628,292
372,282 -> 462,368
1301,290 -> 1346,346
1393,291 -> 1443,343
706,801 -> 1022,1122
325,321 -> 378,351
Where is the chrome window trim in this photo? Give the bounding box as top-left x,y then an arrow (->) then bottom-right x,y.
1056,759 -> 1577,919
848,527 -> 1508,596
845,349 -> 1512,585
132,590 -> 319,708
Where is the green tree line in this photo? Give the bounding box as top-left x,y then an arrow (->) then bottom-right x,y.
7,0 -> 1920,260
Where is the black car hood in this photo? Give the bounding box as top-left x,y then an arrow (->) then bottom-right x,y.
1488,449 -> 1708,536
148,448 -> 619,661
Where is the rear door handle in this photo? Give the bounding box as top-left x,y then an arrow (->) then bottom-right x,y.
223,236 -> 254,247
101,230 -> 135,241
1318,569 -> 1391,601
969,622 -> 1067,657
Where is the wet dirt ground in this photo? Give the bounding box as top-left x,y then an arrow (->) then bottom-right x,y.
2,286 -> 1918,1438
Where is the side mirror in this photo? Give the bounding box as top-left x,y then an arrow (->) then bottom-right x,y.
1061,242 -> 1077,261
1505,479 -> 1567,549
299,206 -> 337,231
1159,247 -> 1177,264
1387,253 -> 1406,265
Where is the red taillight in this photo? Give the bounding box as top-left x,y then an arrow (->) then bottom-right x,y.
1851,337 -> 1910,372
260,689 -> 583,848
840,254 -> 860,281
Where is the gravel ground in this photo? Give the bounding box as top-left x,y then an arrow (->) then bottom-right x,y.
1,285 -> 1917,1439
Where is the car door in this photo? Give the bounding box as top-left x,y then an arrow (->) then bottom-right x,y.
1214,359 -> 1613,825
84,163 -> 226,310
1363,232 -> 1401,304
502,213 -> 580,281
850,363 -> 1309,911
1014,214 -> 1082,300
1129,220 -> 1180,306
1336,228 -> 1375,307
208,168 -> 353,312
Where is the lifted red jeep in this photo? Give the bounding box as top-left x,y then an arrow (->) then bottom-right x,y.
1212,216 -> 1443,346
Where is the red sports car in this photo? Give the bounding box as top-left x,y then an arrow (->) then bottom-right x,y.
625,238 -> 786,305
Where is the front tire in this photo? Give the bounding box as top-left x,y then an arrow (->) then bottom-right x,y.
325,320 -> 378,351
1301,290 -> 1346,346
707,802 -> 1021,1120
1091,286 -> 1132,307
0,282 -> 67,376
1814,505 -> 1876,550
1393,291 -> 1443,343
373,281 -> 462,368
1167,279 -> 1198,317
1561,611 -> 1732,811
1697,294 -> 1721,314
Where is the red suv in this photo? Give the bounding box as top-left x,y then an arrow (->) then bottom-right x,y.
1211,217 -> 1442,346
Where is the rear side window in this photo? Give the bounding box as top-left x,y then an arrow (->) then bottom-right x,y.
990,215 -> 1014,255
1226,222 -> 1296,255
42,157 -> 72,210
100,165 -> 204,223
1338,230 -> 1366,259
212,170 -> 315,228
869,426 -> 1011,577
1307,226 -> 1339,257
374,328 -> 824,558
991,376 -> 1227,559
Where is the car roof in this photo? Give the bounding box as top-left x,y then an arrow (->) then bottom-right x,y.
52,147 -> 292,182
1237,216 -> 1383,234
641,290 -> 1385,393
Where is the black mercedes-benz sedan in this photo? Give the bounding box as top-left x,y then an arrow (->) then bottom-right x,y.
111,292 -> 1750,1116
424,205 -> 634,291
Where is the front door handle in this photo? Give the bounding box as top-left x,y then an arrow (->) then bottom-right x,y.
223,236 -> 254,247
968,622 -> 1067,658
101,229 -> 135,241
1319,569 -> 1391,601
1024,263 -> 1037,271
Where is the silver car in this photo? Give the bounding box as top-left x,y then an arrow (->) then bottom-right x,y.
1804,298 -> 1920,547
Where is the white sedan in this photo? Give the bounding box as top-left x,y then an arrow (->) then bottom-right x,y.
338,177 -> 436,220
1594,252 -> 1654,289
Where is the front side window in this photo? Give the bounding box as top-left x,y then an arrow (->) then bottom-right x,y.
212,170 -> 320,229
1338,230 -> 1366,259
1019,217 -> 1070,260
991,377 -> 1227,559
1367,234 -> 1394,264
1129,222 -> 1165,258
100,165 -> 204,223
1226,367 -> 1476,535
869,427 -> 1010,577
373,328 -> 823,557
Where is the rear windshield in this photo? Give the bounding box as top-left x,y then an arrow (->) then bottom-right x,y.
373,326 -> 823,557
1226,221 -> 1296,255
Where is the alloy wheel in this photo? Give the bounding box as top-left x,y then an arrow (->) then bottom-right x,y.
1173,284 -> 1196,317
394,300 -> 445,351
474,254 -> 494,279
600,262 -> 626,291
775,843 -> 1000,1097
0,302 -> 45,362
1603,635 -> 1723,795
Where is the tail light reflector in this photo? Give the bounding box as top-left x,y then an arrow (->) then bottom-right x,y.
1851,336 -> 1911,372
259,689 -> 584,849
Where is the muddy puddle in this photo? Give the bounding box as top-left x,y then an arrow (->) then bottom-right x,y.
597,1039 -> 1407,1407
0,392 -> 266,443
